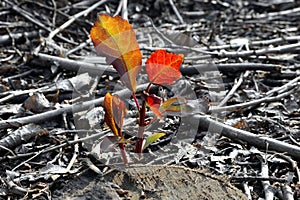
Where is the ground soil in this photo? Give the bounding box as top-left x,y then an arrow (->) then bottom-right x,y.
54,165 -> 247,199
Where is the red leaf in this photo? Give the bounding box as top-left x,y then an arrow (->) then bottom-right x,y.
143,92 -> 162,119
146,49 -> 183,85
103,93 -> 127,137
90,14 -> 142,92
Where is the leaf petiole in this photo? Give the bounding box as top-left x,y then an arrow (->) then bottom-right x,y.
146,83 -> 152,93
132,92 -> 140,111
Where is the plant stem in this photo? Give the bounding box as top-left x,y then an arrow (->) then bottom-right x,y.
146,83 -> 152,93
134,83 -> 152,154
119,142 -> 128,165
132,92 -> 140,111
118,127 -> 128,164
135,99 -> 146,154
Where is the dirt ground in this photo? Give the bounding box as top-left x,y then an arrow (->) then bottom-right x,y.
0,0 -> 300,199
54,165 -> 247,199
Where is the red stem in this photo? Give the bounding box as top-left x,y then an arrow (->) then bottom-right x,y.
119,142 -> 128,165
132,93 -> 140,111
146,83 -> 152,93
134,83 -> 152,154
135,100 -> 146,154
118,127 -> 128,165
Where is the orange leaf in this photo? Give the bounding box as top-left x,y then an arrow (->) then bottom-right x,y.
146,49 -> 183,85
143,92 -> 162,119
90,14 -> 142,92
103,93 -> 127,137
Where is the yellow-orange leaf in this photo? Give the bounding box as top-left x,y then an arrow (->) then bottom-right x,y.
143,132 -> 166,150
90,14 -> 142,92
103,93 -> 127,137
159,97 -> 210,116
159,97 -> 188,115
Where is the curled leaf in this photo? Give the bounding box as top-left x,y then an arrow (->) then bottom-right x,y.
90,14 -> 142,92
159,97 -> 187,114
143,132 -> 166,150
159,97 -> 210,116
146,49 -> 183,86
143,92 -> 162,119
103,93 -> 127,137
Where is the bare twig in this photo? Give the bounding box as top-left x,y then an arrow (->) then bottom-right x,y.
251,7 -> 300,19
66,38 -> 91,56
32,0 -> 108,54
121,0 -> 128,20
211,88 -> 295,112
260,159 -> 275,200
232,174 -> 287,183
4,0 -> 50,32
282,184 -> 294,200
218,71 -> 248,107
12,150 -> 43,171
0,85 -> 50,103
114,0 -> 123,17
217,42 -> 300,58
28,53 -> 276,81
242,167 -> 252,200
144,16 -> 174,45
66,133 -> 79,172
6,129 -> 109,161
266,76 -> 300,96
50,0 -> 57,26
142,41 -> 300,58
3,0 -> 73,44
46,0 -> 108,41
4,176 -> 28,196
168,0 -> 185,24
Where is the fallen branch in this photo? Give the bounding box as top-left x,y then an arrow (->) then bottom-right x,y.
0,30 -> 44,46
28,53 -> 116,76
0,83 -> 149,129
193,115 -> 300,160
181,63 -> 280,75
142,42 -> 300,58
0,124 -> 43,152
30,53 -> 281,79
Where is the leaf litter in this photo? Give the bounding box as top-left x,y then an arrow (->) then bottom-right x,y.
0,0 -> 300,199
